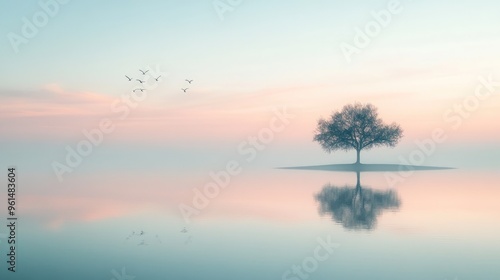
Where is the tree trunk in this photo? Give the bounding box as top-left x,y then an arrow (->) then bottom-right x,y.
353,171 -> 362,205
355,149 -> 361,164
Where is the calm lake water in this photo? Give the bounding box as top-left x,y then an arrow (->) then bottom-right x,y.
1,167 -> 499,280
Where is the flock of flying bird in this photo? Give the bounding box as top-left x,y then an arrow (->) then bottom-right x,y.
124,230 -> 162,246
124,227 -> 191,246
125,69 -> 194,93
122,69 -> 195,247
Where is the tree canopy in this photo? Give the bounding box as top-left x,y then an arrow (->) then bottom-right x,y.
313,103 -> 403,163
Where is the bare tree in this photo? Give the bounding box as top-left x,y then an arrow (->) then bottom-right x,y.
314,103 -> 403,164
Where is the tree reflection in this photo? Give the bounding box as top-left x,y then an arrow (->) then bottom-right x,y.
315,172 -> 400,230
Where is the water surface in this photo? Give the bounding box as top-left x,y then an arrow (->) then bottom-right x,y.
1,168 -> 499,280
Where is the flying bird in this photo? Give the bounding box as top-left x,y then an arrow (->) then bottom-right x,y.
181,88 -> 188,93
133,88 -> 145,92
136,79 -> 145,84
138,240 -> 147,246
154,76 -> 161,81
139,69 -> 149,75
124,231 -> 136,242
125,75 -> 133,81
181,227 -> 188,233
139,231 -> 145,236
185,79 -> 193,84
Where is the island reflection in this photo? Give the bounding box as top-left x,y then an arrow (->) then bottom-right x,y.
315,172 -> 400,230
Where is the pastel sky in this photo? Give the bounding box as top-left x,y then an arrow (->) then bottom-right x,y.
1,0 -> 499,173
2,4 -> 500,280
1,4 -> 500,265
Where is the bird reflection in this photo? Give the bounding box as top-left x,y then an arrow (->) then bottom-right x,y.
315,171 -> 400,230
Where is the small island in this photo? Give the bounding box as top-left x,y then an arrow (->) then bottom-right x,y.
281,103 -> 453,172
